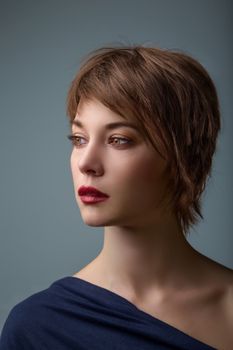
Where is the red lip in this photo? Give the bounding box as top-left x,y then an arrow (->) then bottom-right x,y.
78,186 -> 109,198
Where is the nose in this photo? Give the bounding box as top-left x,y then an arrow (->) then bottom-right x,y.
76,141 -> 104,176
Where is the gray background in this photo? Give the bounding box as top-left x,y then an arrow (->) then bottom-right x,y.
0,0 -> 232,332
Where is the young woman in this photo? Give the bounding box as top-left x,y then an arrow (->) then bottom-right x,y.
0,45 -> 232,350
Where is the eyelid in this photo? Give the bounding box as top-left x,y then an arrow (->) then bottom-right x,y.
67,132 -> 133,139
66,134 -> 133,146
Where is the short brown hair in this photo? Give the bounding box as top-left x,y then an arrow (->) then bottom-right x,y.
66,45 -> 221,236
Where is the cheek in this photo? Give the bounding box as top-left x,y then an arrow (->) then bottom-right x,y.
113,153 -> 169,205
70,151 -> 77,181
118,152 -> 166,186
70,152 -> 74,172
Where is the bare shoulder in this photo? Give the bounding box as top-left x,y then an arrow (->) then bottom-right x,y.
212,260 -> 233,323
212,259 -> 233,317
192,248 -> 233,282
196,251 -> 233,299
191,252 -> 233,349
213,261 -> 233,348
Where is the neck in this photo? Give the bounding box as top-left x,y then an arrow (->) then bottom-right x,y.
96,212 -> 198,300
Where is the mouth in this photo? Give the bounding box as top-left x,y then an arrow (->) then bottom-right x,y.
79,196 -> 109,204
78,186 -> 109,204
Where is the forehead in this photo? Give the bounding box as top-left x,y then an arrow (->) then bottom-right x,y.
75,98 -> 126,120
70,98 -> 141,132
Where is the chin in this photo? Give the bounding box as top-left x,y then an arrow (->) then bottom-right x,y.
77,200 -> 132,227
82,219 -> 105,227
80,212 -> 109,227
80,212 -> 120,227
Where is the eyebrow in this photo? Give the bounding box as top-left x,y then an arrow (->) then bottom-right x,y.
70,119 -> 141,133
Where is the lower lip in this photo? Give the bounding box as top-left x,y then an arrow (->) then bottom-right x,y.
79,195 -> 109,204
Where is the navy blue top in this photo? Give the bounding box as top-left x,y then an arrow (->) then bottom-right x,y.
0,276 -> 217,349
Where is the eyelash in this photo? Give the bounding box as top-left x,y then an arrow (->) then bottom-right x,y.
67,134 -> 132,148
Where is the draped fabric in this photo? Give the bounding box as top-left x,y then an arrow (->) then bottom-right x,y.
0,276 -> 216,349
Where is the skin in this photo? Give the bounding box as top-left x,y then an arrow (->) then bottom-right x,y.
70,97 -> 233,349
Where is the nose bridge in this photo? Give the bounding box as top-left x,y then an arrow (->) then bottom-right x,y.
78,139 -> 104,174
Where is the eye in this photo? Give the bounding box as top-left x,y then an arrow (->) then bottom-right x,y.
67,134 -> 132,148
67,134 -> 86,147
109,137 -> 131,146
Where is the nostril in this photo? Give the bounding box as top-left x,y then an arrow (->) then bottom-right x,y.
78,162 -> 104,177
86,169 -> 97,174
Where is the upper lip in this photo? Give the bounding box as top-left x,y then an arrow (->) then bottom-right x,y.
78,186 -> 109,197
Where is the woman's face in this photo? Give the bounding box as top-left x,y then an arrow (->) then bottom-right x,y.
70,98 -> 170,228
